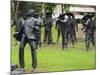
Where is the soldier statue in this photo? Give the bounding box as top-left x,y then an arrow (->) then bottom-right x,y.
12,11 -> 24,45
81,14 -> 96,51
43,11 -> 53,46
16,9 -> 40,72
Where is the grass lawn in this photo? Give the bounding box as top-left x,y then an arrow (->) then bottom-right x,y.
11,25 -> 96,73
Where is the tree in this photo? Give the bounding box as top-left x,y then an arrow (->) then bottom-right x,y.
11,1 -> 22,19
42,3 -> 56,14
63,4 -> 70,13
11,1 -> 43,19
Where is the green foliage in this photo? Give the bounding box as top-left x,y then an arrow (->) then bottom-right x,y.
64,4 -> 70,13
11,1 -> 43,19
12,44 -> 96,72
11,25 -> 96,73
42,3 -> 56,13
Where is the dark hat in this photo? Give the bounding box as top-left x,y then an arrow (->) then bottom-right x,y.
65,12 -> 75,19
82,14 -> 94,21
58,14 -> 65,19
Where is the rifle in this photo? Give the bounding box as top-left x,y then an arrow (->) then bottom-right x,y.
40,13 -> 68,27
40,17 -> 58,28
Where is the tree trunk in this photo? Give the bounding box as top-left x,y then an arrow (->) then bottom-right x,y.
61,4 -> 64,14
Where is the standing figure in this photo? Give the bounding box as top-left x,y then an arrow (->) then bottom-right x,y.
18,9 -> 39,72
64,15 -> 74,49
81,17 -> 95,51
43,11 -> 53,46
59,14 -> 77,49
55,16 -> 62,44
68,15 -> 78,47
12,11 -> 24,45
58,14 -> 68,50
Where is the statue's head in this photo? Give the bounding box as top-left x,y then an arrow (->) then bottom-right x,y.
26,9 -> 35,17
58,14 -> 65,20
16,11 -> 21,18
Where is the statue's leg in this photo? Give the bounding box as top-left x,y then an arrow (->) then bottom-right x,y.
57,29 -> 60,44
19,35 -> 27,68
28,40 -> 37,69
48,29 -> 53,45
43,30 -> 48,46
70,31 -> 75,47
85,33 -> 90,51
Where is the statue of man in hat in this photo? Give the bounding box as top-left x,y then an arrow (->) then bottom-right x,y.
18,9 -> 40,72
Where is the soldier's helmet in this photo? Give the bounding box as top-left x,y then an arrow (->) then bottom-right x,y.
58,14 -> 65,20
26,9 -> 35,16
65,12 -> 75,19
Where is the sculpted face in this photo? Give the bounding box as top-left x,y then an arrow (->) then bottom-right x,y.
16,11 -> 21,18
26,9 -> 35,16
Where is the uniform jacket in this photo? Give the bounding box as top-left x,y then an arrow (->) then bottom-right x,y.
23,17 -> 40,40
